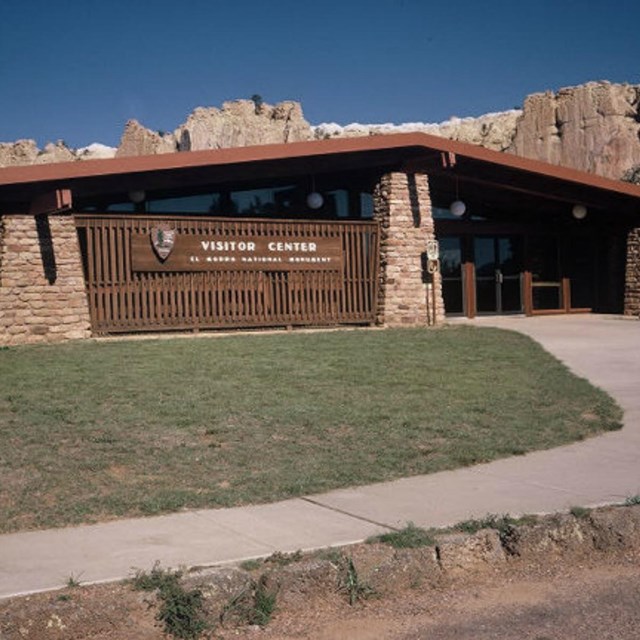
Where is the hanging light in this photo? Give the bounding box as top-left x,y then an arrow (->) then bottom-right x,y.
306,176 -> 324,209
449,176 -> 466,216
450,200 -> 466,217
306,191 -> 324,209
128,189 -> 146,204
572,204 -> 587,220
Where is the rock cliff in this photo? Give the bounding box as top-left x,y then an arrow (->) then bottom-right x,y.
314,109 -> 521,152
115,100 -> 312,157
1,82 -> 639,180
0,139 -> 116,167
507,82 -> 640,179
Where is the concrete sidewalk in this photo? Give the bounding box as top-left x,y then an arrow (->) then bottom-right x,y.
2,315 -> 639,600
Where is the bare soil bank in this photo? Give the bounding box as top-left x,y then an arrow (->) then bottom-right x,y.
1,504 -> 639,639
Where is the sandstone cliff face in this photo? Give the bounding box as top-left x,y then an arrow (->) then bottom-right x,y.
115,120 -> 176,157
508,82 -> 640,179
1,83 -> 639,180
175,100 -> 312,151
0,140 -> 40,168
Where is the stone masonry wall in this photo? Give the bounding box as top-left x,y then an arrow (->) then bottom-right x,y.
0,214 -> 92,345
624,228 -> 640,317
373,172 -> 444,326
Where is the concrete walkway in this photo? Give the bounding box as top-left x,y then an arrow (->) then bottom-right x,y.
2,315 -> 639,600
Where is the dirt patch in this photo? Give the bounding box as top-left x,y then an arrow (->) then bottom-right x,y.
1,505 -> 639,639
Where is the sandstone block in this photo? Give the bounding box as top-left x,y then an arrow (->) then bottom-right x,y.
436,530 -> 506,574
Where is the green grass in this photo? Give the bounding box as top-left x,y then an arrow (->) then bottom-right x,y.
367,522 -> 436,548
453,514 -> 518,536
0,326 -> 622,533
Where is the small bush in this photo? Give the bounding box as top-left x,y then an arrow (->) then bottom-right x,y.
570,506 -> 591,519
131,562 -> 183,592
265,549 -> 303,566
220,574 -> 278,628
248,575 -> 277,626
66,574 -> 81,588
625,495 -> 640,505
131,563 -> 209,639
156,580 -> 208,639
454,514 -> 516,537
239,558 -> 263,571
338,557 -> 376,606
367,522 -> 435,549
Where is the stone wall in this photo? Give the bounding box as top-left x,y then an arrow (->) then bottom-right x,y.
624,228 -> 640,317
0,214 -> 92,345
374,172 -> 444,326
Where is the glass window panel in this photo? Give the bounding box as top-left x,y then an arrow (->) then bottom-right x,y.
501,278 -> 522,312
529,236 -> 560,282
476,279 -> 497,313
432,206 -> 458,220
360,192 -> 374,219
231,185 -> 297,215
439,236 -> 464,315
442,280 -> 463,314
498,237 -> 522,276
325,190 -> 350,217
147,193 -> 220,213
439,237 -> 462,278
474,237 -> 495,277
106,202 -> 135,212
566,236 -> 595,309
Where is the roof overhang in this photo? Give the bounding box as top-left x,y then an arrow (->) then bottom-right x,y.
1,132 -> 639,216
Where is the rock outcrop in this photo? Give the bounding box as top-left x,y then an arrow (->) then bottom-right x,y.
115,120 -> 176,157
0,140 -> 40,168
507,81 -> 640,179
1,83 -> 639,179
32,141 -> 76,165
174,100 -> 312,151
314,109 -> 521,152
0,139 -> 116,168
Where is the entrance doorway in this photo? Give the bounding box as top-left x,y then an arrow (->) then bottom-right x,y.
473,236 -> 523,314
437,222 -> 623,318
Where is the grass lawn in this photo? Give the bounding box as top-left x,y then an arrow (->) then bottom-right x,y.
0,326 -> 622,533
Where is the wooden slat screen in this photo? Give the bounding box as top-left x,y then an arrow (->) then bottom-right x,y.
74,215 -> 380,333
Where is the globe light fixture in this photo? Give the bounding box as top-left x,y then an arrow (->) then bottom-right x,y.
129,189 -> 146,204
450,199 -> 466,217
572,204 -> 587,220
306,191 -> 324,209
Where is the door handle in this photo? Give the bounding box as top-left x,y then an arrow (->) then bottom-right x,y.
496,270 -> 503,284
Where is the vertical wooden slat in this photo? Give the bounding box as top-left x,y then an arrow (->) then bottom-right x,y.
85,224 -> 99,330
75,215 -> 379,333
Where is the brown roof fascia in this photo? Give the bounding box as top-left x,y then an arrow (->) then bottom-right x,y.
0,133 -> 639,200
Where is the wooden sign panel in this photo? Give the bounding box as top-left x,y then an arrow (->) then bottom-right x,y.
131,233 -> 344,272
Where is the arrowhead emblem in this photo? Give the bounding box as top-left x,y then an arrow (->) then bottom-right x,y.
150,225 -> 176,261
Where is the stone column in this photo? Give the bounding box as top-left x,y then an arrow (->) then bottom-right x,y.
0,213 -> 92,345
373,172 -> 444,326
624,228 -> 640,317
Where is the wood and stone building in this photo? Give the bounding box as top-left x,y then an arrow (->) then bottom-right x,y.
0,133 -> 639,345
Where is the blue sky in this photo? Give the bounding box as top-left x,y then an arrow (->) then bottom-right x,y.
1,0 -> 637,148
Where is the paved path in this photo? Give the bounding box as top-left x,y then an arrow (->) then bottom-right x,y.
2,315 -> 639,600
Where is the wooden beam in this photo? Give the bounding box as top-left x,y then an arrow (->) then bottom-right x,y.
29,189 -> 72,215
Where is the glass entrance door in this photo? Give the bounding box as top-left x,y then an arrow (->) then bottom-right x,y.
440,236 -> 464,314
474,236 -> 523,314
